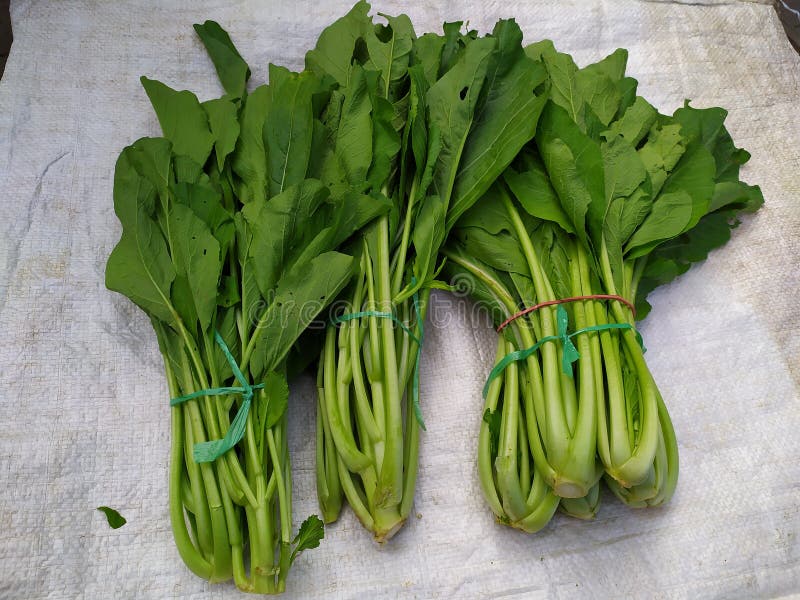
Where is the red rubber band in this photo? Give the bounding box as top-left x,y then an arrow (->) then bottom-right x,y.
497,294 -> 636,332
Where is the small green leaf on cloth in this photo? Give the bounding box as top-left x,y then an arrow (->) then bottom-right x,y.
289,515 -> 325,567
97,506 -> 126,529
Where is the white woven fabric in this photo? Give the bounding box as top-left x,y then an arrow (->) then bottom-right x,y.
1,0 -> 798,598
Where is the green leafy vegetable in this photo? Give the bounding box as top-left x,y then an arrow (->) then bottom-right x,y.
309,4 -> 550,542
106,19 -> 389,594
106,2 -> 763,578
444,42 -> 761,531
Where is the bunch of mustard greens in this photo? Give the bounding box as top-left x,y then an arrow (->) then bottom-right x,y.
308,3 -> 550,541
106,19 -> 388,593
105,1 -> 761,594
443,41 -> 763,530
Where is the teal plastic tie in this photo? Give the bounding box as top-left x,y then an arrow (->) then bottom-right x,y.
483,305 -> 637,398
331,277 -> 426,430
170,331 -> 265,463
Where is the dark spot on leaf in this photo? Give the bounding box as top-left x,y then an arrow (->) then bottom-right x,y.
353,37 -> 369,65
459,87 -> 468,100
375,23 -> 393,43
203,248 -> 207,255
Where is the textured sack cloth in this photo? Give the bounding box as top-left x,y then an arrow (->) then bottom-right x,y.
0,1 -> 797,598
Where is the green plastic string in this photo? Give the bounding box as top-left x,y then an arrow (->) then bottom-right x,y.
483,305 -> 637,398
331,277 -> 426,430
170,331 -> 265,463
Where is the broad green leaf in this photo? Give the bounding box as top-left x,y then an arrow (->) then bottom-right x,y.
335,66 -> 373,186
126,137 -> 172,193
283,186 -> 390,267
453,226 -> 529,277
171,181 -> 234,253
193,20 -> 250,98
168,203 -> 222,331
453,184 -> 532,278
232,215 -> 264,367
410,65 -> 442,198
412,195 -> 446,283
232,85 -> 270,204
427,36 -> 495,209
659,143 -> 716,232
579,50 -> 628,135
327,189 -> 392,248
602,198 -> 631,290
510,271 -> 538,311
240,261 -> 263,335
305,0 -> 370,86
539,138 -> 595,249
113,147 -> 158,229
540,46 -> 582,123
364,13 -> 415,100
217,275 -> 240,308
413,32 -> 445,84
265,66 -> 319,197
456,185 -> 517,235
505,160 -> 575,234
533,222 -> 573,301
172,155 -> 206,185
625,190 -> 693,257
440,21 -> 466,76
524,39 -> 556,62
575,70 -> 620,128
290,226 -> 340,272
365,71 -> 401,188
261,372 -> 289,430
106,205 -> 176,325
638,122 -> 686,196
307,118 -> 334,182
438,21 -> 479,77
242,179 -> 331,298
615,76 -> 639,119
140,77 -> 214,166
447,20 -> 548,230
658,211 -> 740,265
418,125 -> 442,200
708,180 -> 763,214
635,202 -> 756,317
581,48 -> 627,82
118,138 -> 172,221
250,252 -> 354,376
406,65 -> 430,177
634,255 -> 686,319
673,102 -> 751,182
618,187 -> 652,242
602,96 -> 657,146
536,101 -> 605,247
315,99 -> 353,194
602,137 -> 647,210
202,98 -> 240,171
